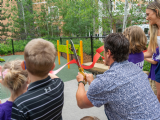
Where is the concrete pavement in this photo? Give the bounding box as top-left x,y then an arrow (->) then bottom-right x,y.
62,79 -> 108,120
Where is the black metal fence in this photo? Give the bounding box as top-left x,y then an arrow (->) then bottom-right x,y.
0,35 -> 106,61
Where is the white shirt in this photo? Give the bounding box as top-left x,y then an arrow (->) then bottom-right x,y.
157,36 -> 160,59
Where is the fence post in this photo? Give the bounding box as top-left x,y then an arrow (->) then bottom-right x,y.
91,35 -> 93,62
11,39 -> 15,55
60,37 -> 62,56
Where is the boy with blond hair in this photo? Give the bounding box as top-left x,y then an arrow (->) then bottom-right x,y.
11,38 -> 64,120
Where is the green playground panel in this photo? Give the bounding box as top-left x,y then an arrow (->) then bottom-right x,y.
0,58 -> 5,62
58,44 -> 81,56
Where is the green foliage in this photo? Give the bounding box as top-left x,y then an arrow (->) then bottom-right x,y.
0,1 -> 11,39
54,0 -> 99,36
0,40 -> 12,55
143,60 -> 151,72
6,0 -> 60,39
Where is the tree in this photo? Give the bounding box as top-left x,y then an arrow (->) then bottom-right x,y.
0,1 -> 10,40
122,0 -> 128,32
53,0 -> 99,36
34,1 -> 60,37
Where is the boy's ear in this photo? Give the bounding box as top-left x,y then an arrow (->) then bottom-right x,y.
21,61 -> 26,70
51,63 -> 55,70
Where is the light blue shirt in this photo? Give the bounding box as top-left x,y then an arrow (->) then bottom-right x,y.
87,60 -> 160,120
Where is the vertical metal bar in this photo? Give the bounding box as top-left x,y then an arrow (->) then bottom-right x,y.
60,37 -> 62,44
57,40 -> 60,65
60,37 -> 62,56
91,35 -> 93,62
11,39 -> 15,55
66,40 -> 70,69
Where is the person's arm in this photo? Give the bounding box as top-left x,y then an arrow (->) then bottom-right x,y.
76,72 -> 93,109
144,58 -> 158,64
48,73 -> 59,79
156,81 -> 160,102
144,44 -> 154,58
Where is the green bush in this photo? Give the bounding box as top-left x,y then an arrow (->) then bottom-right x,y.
143,60 -> 151,72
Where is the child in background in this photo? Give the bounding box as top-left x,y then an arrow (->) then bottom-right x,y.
123,26 -> 147,69
0,60 -> 28,120
11,38 -> 64,120
145,47 -> 159,95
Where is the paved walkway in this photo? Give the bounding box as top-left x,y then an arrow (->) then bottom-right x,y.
63,79 -> 108,120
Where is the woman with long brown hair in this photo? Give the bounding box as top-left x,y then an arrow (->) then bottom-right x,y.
144,0 -> 160,102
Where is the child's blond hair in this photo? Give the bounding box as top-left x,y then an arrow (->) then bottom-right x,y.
24,38 -> 56,77
1,60 -> 28,93
123,26 -> 147,53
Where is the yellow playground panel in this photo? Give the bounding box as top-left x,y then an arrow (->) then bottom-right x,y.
57,40 -> 83,69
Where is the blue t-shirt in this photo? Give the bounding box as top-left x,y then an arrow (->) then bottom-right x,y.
0,100 -> 13,120
128,52 -> 144,69
148,47 -> 159,80
87,61 -> 160,120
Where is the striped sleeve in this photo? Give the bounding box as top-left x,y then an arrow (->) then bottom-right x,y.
11,102 -> 26,120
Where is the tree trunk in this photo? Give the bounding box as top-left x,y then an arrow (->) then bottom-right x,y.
122,0 -> 128,32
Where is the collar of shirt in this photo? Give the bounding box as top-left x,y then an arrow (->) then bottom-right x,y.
109,60 -> 129,69
27,76 -> 52,91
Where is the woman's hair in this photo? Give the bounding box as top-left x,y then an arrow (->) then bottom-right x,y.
147,0 -> 160,52
123,26 -> 147,53
1,60 -> 28,93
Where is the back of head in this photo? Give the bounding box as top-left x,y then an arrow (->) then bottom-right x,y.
147,0 -> 160,52
123,26 -> 147,53
24,38 -> 56,77
1,60 -> 28,93
80,116 -> 100,120
104,33 -> 129,62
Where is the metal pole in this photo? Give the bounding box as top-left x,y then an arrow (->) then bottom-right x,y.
60,37 -> 62,56
11,39 -> 15,55
60,37 -> 62,44
91,35 -> 93,62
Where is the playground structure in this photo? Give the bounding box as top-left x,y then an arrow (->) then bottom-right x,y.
57,40 -> 83,69
0,57 -> 5,62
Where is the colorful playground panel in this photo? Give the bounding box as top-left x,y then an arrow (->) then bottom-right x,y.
58,44 -> 81,56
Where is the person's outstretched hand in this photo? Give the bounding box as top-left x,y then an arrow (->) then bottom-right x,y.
85,73 -> 94,85
0,99 -> 1,104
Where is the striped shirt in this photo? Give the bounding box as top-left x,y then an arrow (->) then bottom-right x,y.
11,76 -> 64,120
